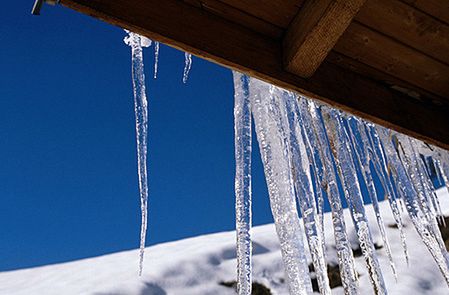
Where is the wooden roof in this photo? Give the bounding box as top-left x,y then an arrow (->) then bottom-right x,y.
60,0 -> 449,150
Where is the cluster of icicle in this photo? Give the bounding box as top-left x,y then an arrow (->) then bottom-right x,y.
233,71 -> 449,294
124,31 -> 193,275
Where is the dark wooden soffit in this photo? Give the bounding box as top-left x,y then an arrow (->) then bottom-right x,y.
59,0 -> 449,150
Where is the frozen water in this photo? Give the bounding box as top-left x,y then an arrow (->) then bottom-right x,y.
233,72 -> 253,295
154,41 -> 159,79
124,31 -> 150,276
249,78 -> 313,295
183,52 -> 192,83
322,108 -> 387,294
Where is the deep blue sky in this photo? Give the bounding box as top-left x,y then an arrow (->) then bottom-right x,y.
0,2 -> 275,271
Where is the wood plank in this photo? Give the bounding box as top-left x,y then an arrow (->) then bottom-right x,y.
356,0 -> 449,65
60,0 -> 449,150
217,0 -> 304,28
334,22 -> 449,98
327,51 -> 447,106
184,0 -> 283,40
283,0 -> 367,78
401,0 -> 449,25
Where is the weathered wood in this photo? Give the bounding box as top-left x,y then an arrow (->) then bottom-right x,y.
59,0 -> 449,150
356,0 -> 449,65
401,0 -> 449,25
334,22 -> 449,98
184,0 -> 283,40
283,0 -> 367,78
217,0 -> 304,28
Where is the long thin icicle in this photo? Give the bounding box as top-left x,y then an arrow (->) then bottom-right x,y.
183,52 -> 192,83
296,98 -> 327,260
346,117 -> 397,279
124,31 -> 151,275
249,77 -> 312,295
280,90 -> 331,295
301,100 -> 359,294
154,41 -> 160,79
367,125 -> 409,264
323,108 -> 387,295
233,72 -> 252,295
377,127 -> 449,285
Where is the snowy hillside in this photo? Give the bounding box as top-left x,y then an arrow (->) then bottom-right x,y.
1,188 -> 448,295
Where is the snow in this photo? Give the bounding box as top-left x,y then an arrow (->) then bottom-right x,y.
1,188 -> 448,295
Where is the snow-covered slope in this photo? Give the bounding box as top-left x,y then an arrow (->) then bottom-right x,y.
1,188 -> 448,295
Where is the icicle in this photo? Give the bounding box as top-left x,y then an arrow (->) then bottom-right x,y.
377,127 -> 449,285
396,137 -> 438,225
435,148 -> 449,189
154,41 -> 159,79
124,31 -> 151,276
249,77 -> 312,295
410,140 -> 445,225
434,151 -> 449,192
346,117 -> 397,279
323,108 -> 387,295
279,91 -> 331,295
233,72 -> 252,295
183,52 -> 192,83
301,100 -> 359,294
296,97 -> 327,257
367,125 -> 409,264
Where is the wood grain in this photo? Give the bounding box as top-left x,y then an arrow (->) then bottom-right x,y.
401,0 -> 449,25
334,22 -> 449,98
184,0 -> 283,40
217,0 -> 304,28
327,51 -> 446,106
357,0 -> 449,65
283,0 -> 367,78
60,0 -> 449,150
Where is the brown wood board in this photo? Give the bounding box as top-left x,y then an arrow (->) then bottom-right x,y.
356,0 -> 449,66
59,0 -> 449,150
401,0 -> 449,25
283,0 -> 367,77
334,22 -> 449,98
184,0 -> 283,40
215,0 -> 304,28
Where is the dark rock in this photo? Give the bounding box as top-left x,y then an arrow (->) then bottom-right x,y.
310,264 -> 343,292
438,216 -> 449,251
218,280 -> 272,295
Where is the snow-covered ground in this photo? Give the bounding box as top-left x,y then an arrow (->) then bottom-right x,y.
1,188 -> 448,295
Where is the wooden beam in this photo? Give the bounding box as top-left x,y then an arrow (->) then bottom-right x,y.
59,0 -> 449,150
283,0 -> 367,78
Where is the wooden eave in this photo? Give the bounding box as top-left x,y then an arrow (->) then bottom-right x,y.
59,0 -> 449,150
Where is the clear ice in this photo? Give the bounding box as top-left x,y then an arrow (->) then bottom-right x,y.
346,117 -> 397,279
249,78 -> 313,295
301,99 -> 359,294
154,41 -> 160,79
233,72 -> 253,295
183,52 -> 192,83
322,108 -> 387,294
124,31 -> 151,275
231,72 -> 449,294
121,35 -> 449,291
